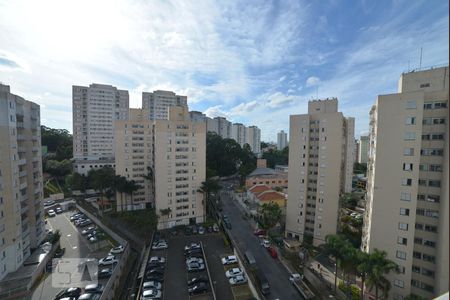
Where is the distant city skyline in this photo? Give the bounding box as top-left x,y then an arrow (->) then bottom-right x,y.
0,0 -> 448,141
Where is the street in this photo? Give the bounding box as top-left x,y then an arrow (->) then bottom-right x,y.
220,189 -> 302,300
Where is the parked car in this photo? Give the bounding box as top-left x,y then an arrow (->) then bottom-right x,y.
207,226 -> 213,233
198,226 -> 205,235
142,281 -> 162,290
184,243 -> 201,252
78,293 -> 101,300
267,247 -> 278,259
186,251 -> 203,259
74,218 -> 86,226
148,256 -> 165,264
54,287 -> 82,299
229,275 -> 247,285
70,213 -> 84,221
109,245 -> 125,254
98,255 -> 118,266
225,268 -> 243,278
78,219 -> 93,227
145,273 -> 164,282
184,247 -> 202,257
81,227 -> 96,235
44,200 -> 55,206
187,276 -> 208,287
152,240 -> 168,250
146,269 -> 164,277
187,262 -> 205,272
56,207 -> 63,214
84,283 -> 104,294
186,257 -> 204,265
221,255 -> 238,265
188,282 -> 208,295
254,229 -> 265,236
147,265 -> 165,273
261,239 -> 270,248
141,289 -> 162,299
95,268 -> 112,279
48,209 -> 56,217
213,223 -> 219,232
54,247 -> 66,258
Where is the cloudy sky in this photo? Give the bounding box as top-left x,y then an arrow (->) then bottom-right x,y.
0,0 -> 448,141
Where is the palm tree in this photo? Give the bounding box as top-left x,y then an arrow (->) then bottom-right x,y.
324,235 -> 346,293
198,178 -> 221,216
143,166 -> 154,207
114,175 -> 128,212
339,241 -> 358,300
365,249 -> 399,300
356,251 -> 371,300
124,180 -> 140,211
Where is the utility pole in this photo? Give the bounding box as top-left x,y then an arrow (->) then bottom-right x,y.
419,47 -> 423,69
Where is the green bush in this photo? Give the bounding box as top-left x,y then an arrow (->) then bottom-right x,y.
338,281 -> 360,300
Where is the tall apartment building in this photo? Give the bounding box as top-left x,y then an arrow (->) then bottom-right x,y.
362,66 -> 449,300
207,116 -> 231,139
72,83 -> 129,175
277,130 -> 288,150
0,84 -> 44,280
354,139 -> 360,165
153,106 -> 206,229
115,109 -> 154,211
142,90 -> 188,120
285,98 -> 354,246
358,135 -> 369,164
247,125 -> 261,155
189,111 -> 208,123
231,123 -> 247,147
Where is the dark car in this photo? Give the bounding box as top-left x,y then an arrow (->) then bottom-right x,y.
147,266 -> 165,273
54,247 -> 66,258
145,273 -> 164,282
147,262 -> 165,270
54,287 -> 82,299
184,248 -> 202,257
188,282 -> 208,295
84,283 -> 104,294
187,276 -> 208,287
96,268 -> 113,279
186,252 -> 204,259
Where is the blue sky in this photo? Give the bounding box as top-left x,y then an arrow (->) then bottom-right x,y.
0,0 -> 448,141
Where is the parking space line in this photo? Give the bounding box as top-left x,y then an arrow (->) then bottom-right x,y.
63,214 -> 95,252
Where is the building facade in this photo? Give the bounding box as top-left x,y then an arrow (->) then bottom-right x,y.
154,106 -> 206,229
362,66 -> 449,299
0,84 -> 44,280
142,90 -> 188,121
277,130 -> 288,150
231,123 -> 247,147
115,109 -> 154,211
285,98 -> 355,246
247,125 -> 261,155
358,135 -> 369,164
72,83 -> 129,175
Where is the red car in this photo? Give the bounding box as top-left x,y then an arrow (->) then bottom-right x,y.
254,229 -> 266,236
267,247 -> 278,259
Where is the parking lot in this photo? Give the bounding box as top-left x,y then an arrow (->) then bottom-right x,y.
142,229 -> 238,300
31,209 -> 121,300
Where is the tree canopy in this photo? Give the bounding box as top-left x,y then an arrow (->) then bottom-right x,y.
262,147 -> 288,168
41,125 -> 73,160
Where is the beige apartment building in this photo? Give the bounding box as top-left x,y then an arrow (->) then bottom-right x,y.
0,84 -> 44,280
72,83 -> 129,175
142,90 -> 188,121
231,123 -> 247,147
277,130 -> 288,150
285,98 -> 354,246
115,106 -> 206,228
358,135 -> 369,164
362,66 -> 449,300
154,106 -> 206,229
115,109 -> 154,211
247,125 -> 261,155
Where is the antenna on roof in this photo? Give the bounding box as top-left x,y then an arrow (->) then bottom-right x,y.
419,47 -> 423,69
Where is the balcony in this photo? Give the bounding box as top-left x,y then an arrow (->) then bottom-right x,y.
18,146 -> 26,153
18,158 -> 27,165
32,156 -> 40,162
21,205 -> 28,215
17,134 -> 26,141
16,121 -> 24,128
19,170 -> 27,178
19,181 -> 27,190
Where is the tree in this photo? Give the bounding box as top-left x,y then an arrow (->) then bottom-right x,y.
353,162 -> 367,175
262,148 -> 288,168
114,175 -> 128,211
324,235 -> 347,293
44,159 -> 72,179
259,202 -> 282,231
65,172 -> 88,193
41,125 -> 72,159
365,249 -> 399,300
357,251 -> 372,300
198,178 -> 222,215
88,166 -> 115,212
124,180 -> 141,210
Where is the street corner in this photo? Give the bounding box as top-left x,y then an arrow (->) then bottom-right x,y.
51,258 -> 98,288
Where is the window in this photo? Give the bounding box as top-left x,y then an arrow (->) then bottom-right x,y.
423,254 -> 436,263
414,237 -> 423,244
423,240 -> 436,248
403,148 -> 414,156
428,180 -> 440,187
404,132 -> 416,140
421,148 -> 444,156
413,251 -> 422,259
431,133 -> 444,140
394,279 -> 404,288
418,179 -> 427,186
422,117 -> 432,125
400,192 -> 411,201
434,101 -> 447,109
412,265 -> 421,273
423,102 -> 433,109
400,208 -> 409,216
401,178 -> 412,186
421,268 -> 435,278
419,83 -> 430,88
398,222 -> 408,231
429,164 -> 442,172
406,100 -> 417,109
419,164 -> 428,171
433,117 -> 445,124
403,163 -> 413,171
426,195 -> 440,203
405,117 -> 416,125
397,237 -> 407,245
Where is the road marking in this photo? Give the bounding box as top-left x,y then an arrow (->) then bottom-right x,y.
63,214 -> 95,252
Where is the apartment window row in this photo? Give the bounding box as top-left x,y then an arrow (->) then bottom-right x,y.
420,148 -> 443,156
415,223 -> 437,233
416,208 -> 439,219
394,279 -> 404,288
413,251 -> 436,263
421,133 -> 445,140
419,164 -> 442,172
412,265 -> 435,278
417,194 -> 440,203
423,101 -> 447,109
414,237 -> 436,248
411,279 -> 434,293
422,117 -> 445,125
418,179 -> 441,187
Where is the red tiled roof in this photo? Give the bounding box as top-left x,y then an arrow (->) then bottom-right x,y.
248,184 -> 271,195
256,190 -> 286,202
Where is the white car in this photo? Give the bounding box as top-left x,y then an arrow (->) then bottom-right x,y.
143,281 -> 162,290
98,255 -> 118,266
152,241 -> 168,250
48,209 -> 56,217
109,245 -> 125,254
186,257 -> 204,265
261,240 -> 270,248
148,256 -> 165,264
229,274 -> 247,285
82,227 -> 96,235
141,289 -> 162,299
198,226 -> 205,235
221,255 -> 238,265
184,243 -> 200,251
225,268 -> 243,278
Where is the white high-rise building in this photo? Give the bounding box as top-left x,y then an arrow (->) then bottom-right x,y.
72,83 -> 129,175
0,84 -> 45,280
362,66 -> 449,300
277,130 -> 288,150
208,116 -> 231,139
247,125 -> 261,155
142,90 -> 188,121
232,123 -> 247,147
285,98 -> 354,246
358,135 -> 369,164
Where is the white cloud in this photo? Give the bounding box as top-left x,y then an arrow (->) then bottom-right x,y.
306,76 -> 321,87
204,105 -> 229,118
266,92 -> 299,108
279,76 -> 286,82
230,100 -> 258,115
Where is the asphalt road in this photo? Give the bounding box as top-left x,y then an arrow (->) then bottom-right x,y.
220,190 -> 303,300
